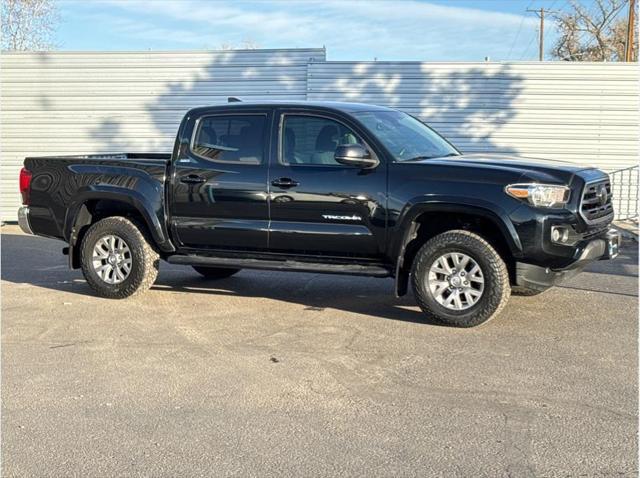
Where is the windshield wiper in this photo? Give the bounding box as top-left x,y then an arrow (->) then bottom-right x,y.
403,152 -> 460,161
402,155 -> 436,161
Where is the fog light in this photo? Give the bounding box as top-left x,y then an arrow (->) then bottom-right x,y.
551,226 -> 570,244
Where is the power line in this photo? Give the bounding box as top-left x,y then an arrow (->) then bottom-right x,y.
520,27 -> 539,59
507,0 -> 536,60
515,0 -> 572,61
527,6 -> 562,60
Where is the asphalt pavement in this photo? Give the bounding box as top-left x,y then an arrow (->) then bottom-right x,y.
1,224 -> 637,477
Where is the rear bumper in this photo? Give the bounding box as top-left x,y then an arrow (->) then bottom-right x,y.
515,229 -> 621,291
17,206 -> 33,235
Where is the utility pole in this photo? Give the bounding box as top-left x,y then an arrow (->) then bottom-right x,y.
625,0 -> 636,62
527,7 -> 553,61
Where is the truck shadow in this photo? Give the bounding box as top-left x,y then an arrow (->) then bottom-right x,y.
3,231 -> 636,324
0,231 -> 440,326
151,272 -> 442,326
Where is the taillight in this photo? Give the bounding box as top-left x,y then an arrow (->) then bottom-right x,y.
19,167 -> 32,205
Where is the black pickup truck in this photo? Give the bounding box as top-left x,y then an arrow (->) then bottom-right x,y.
17,100 -> 620,327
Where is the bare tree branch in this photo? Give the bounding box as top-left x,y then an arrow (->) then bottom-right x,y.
551,0 -> 636,61
1,0 -> 58,51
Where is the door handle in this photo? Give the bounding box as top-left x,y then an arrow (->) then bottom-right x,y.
180,174 -> 206,184
272,178 -> 299,189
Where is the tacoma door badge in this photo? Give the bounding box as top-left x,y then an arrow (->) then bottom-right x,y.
322,214 -> 362,221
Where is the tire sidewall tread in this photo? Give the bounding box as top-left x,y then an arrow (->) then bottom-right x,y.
411,229 -> 511,327
80,216 -> 159,299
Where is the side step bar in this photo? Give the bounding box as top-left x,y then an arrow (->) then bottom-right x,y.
167,254 -> 392,277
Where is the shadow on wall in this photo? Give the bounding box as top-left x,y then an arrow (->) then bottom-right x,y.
85,54 -> 524,157
306,62 -> 525,155
88,49 -> 321,154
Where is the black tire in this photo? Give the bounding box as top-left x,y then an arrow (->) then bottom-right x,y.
192,266 -> 240,280
80,216 -> 159,299
511,286 -> 546,296
411,230 -> 510,327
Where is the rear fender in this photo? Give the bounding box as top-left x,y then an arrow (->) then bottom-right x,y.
65,187 -> 175,268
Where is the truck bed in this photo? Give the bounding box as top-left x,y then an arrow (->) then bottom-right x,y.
23,152 -> 171,245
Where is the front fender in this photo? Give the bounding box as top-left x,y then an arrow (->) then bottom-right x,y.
391,198 -> 522,297
391,196 -> 522,261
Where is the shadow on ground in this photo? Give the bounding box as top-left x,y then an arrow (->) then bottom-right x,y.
1,231 -> 447,326
2,230 -> 637,325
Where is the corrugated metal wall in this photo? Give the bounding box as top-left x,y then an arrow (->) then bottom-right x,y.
1,51 -> 637,220
0,48 -> 325,220
307,61 -> 639,171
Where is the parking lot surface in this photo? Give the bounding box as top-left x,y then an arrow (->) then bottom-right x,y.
1,225 -> 637,477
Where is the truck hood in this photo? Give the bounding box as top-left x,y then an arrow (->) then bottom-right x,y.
412,153 -> 597,184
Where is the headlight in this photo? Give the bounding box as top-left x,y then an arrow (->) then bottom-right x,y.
505,183 -> 570,208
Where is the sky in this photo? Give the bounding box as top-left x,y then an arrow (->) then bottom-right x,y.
55,0 -> 576,61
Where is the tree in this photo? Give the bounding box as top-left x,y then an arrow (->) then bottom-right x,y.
1,0 -> 58,51
551,0 -> 637,61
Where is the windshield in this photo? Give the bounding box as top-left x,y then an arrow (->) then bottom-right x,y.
353,110 -> 459,161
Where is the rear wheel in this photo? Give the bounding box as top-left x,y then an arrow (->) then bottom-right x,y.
411,230 -> 510,327
192,266 -> 240,280
80,217 -> 159,299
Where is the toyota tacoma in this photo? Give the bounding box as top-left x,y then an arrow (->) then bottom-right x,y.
17,101 -> 621,327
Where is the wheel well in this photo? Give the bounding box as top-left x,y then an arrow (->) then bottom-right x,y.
70,199 -> 149,269
401,211 -> 515,282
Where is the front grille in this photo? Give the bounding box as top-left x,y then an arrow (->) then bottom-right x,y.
580,179 -> 614,223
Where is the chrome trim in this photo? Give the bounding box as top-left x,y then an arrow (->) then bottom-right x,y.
605,228 -> 621,259
427,252 -> 485,311
17,206 -> 33,235
92,234 -> 132,284
579,178 -> 614,225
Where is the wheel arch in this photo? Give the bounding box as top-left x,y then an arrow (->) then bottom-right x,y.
65,190 -> 174,269
393,202 -> 521,297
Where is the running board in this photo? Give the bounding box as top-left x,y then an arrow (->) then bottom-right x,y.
167,254 -> 392,277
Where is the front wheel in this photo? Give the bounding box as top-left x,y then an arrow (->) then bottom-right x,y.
80,217 -> 159,299
411,230 -> 510,327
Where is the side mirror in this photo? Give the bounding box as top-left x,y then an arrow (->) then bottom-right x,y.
334,144 -> 378,169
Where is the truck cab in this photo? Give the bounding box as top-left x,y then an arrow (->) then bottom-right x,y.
170,102 -> 389,258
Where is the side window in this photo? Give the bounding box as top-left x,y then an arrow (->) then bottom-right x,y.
281,115 -> 363,166
192,114 -> 266,164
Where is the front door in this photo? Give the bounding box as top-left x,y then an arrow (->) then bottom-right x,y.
170,110 -> 271,251
268,111 -> 387,258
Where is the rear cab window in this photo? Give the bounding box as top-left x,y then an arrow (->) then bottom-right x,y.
191,114 -> 267,164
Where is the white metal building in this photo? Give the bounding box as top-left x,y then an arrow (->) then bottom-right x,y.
1,48 -> 637,220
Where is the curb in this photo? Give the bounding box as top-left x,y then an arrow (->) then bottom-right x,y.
613,221 -> 639,242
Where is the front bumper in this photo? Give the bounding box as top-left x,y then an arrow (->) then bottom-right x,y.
17,206 -> 33,235
515,229 -> 621,291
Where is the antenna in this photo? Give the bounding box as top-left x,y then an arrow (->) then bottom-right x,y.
228,97 -> 242,103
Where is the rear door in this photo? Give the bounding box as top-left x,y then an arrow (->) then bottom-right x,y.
170,109 -> 272,251
268,110 -> 387,258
